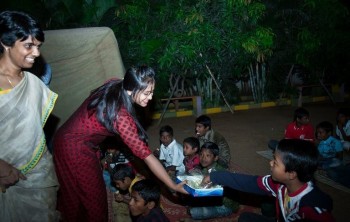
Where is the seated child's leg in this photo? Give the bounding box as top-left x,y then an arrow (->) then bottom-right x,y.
238,212 -> 276,222
189,205 -> 233,220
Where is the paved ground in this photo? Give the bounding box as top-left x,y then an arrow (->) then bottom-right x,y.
145,101 -> 349,222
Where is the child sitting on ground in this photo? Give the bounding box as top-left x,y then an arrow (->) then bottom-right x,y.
316,121 -> 343,170
158,125 -> 185,178
183,137 -> 200,174
269,107 -> 315,150
195,115 -> 231,169
100,137 -> 132,192
336,108 -> 350,149
187,142 -> 239,220
113,164 -> 144,204
203,139 -> 334,222
335,108 -> 350,165
129,179 -> 169,222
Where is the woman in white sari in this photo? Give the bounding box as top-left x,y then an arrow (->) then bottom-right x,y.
0,11 -> 59,221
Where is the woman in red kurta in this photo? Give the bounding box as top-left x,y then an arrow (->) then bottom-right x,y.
53,66 -> 187,222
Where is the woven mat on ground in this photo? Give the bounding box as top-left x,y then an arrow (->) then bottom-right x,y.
161,162 -> 260,222
108,162 -> 261,222
256,150 -> 350,194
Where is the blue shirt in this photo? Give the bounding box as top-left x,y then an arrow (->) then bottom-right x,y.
318,136 -> 343,159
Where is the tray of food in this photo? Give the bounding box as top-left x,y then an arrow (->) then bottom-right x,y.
176,175 -> 223,197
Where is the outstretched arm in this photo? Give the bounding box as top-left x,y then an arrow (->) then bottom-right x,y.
204,171 -> 267,196
144,154 -> 188,194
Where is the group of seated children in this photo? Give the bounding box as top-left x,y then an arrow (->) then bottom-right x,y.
155,114 -> 231,180
101,110 -> 344,222
154,115 -> 239,220
108,163 -> 169,222
269,107 -> 350,172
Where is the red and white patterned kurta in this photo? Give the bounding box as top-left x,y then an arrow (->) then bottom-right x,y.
53,98 -> 151,222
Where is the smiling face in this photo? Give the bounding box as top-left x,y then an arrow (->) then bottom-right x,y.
131,83 -> 154,107
195,123 -> 209,137
6,36 -> 41,69
129,190 -> 152,217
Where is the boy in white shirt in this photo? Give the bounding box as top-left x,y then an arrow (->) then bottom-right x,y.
158,125 -> 185,178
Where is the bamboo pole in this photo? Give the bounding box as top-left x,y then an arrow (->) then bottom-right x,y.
157,75 -> 181,125
204,64 -> 234,114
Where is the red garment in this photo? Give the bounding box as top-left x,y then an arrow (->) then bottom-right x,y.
284,122 -> 315,142
53,98 -> 151,222
184,154 -> 200,173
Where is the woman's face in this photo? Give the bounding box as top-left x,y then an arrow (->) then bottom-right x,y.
133,83 -> 155,107
6,35 -> 41,69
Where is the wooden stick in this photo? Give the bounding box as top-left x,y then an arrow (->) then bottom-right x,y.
204,64 -> 234,114
157,75 -> 181,125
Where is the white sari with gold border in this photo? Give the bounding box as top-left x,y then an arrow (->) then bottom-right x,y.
0,72 -> 60,221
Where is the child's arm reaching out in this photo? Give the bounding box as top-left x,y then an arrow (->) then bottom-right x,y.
203,171 -> 269,196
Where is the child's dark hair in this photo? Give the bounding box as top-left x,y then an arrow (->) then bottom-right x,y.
201,142 -> 219,157
316,121 -> 333,134
337,108 -> 350,117
276,139 -> 318,183
159,125 -> 173,136
112,164 -> 135,181
131,179 -> 161,206
195,115 -> 211,129
183,137 -> 200,153
293,107 -> 310,121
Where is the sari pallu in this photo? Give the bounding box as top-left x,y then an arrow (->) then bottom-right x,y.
0,72 -> 60,222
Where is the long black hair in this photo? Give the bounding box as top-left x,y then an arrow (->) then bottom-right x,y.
88,65 -> 155,142
0,11 -> 44,53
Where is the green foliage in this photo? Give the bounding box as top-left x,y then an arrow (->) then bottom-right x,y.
264,0 -> 350,87
113,0 -> 273,105
3,0 -> 348,105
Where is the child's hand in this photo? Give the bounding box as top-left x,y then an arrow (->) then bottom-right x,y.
153,148 -> 160,158
105,154 -> 113,163
201,175 -> 211,186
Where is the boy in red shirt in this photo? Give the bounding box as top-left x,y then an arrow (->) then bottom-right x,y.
269,107 -> 314,150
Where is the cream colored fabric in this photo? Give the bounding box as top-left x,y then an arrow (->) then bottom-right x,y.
0,72 -> 59,221
40,27 -> 125,127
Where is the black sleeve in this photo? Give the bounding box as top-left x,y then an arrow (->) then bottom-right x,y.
210,171 -> 268,196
